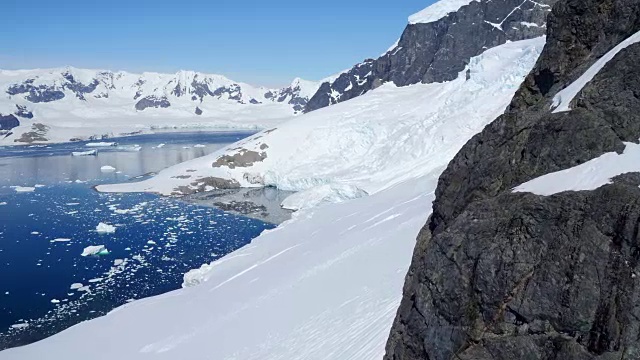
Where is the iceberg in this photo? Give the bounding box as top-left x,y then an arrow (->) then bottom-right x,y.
100,165 -> 116,173
95,222 -> 116,234
72,150 -> 98,156
11,186 -> 35,193
81,245 -> 109,257
86,142 -> 117,147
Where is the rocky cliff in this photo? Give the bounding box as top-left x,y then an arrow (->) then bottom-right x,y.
384,0 -> 640,359
304,0 -> 556,113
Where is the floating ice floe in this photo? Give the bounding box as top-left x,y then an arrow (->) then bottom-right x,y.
113,259 -> 125,266
116,145 -> 142,152
31,231 -> 39,235
95,222 -> 116,234
100,165 -> 116,173
50,238 -> 71,243
50,299 -> 60,304
86,142 -> 117,147
72,150 -> 98,156
69,283 -> 83,290
0,202 -> 6,206
81,245 -> 109,257
10,323 -> 29,330
11,186 -> 35,193
194,144 -> 206,148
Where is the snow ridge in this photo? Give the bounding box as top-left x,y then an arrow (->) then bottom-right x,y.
409,0 -> 475,24
552,30 -> 640,113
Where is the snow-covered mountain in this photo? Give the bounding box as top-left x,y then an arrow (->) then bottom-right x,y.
304,0 -> 555,112
5,0 -> 640,359
0,34 -> 546,360
0,68 -> 321,144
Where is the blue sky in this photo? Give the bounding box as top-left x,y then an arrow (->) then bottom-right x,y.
2,0 -> 434,86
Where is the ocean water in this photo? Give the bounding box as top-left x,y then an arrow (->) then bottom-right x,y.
0,131 -> 276,349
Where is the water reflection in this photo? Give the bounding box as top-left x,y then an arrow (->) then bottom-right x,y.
0,131 -> 254,188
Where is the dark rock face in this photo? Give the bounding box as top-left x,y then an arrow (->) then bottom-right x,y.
265,81 -> 315,113
14,105 -> 33,119
212,84 -> 242,101
7,71 -> 101,103
8,80 -> 66,103
195,106 -> 203,115
135,96 -> 171,111
61,71 -> 99,100
384,0 -> 640,359
387,184 -> 640,360
431,0 -> 640,234
305,0 -> 555,113
0,114 -> 20,130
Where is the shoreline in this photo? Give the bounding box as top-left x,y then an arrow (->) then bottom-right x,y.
0,127 -> 262,148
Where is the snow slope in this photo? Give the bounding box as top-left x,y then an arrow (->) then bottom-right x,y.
408,0 -> 475,24
514,142 -> 640,196
0,68 -> 322,145
98,37 -> 545,206
552,30 -> 640,113
0,38 -> 546,360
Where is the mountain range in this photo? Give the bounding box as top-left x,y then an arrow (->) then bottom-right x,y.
3,0 -> 640,359
0,68 -> 324,143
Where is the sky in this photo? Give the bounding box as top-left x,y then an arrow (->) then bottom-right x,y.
1,0 -> 435,87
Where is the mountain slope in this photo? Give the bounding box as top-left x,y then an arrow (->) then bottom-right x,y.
0,68 -> 320,144
95,39 -> 544,203
304,0 -> 555,113
0,36 -> 546,360
384,0 -> 640,358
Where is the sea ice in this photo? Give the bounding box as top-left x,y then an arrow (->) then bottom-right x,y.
72,150 -> 98,156
70,283 -> 83,290
81,245 -> 109,257
11,186 -> 35,193
95,222 -> 116,234
86,142 -> 116,147
100,165 -> 116,173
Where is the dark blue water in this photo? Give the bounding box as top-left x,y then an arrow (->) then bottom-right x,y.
0,131 -> 275,348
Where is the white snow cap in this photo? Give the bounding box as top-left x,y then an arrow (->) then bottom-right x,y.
409,0 -> 475,24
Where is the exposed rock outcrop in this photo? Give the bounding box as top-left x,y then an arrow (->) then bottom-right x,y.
0,114 -> 20,131
135,95 -> 171,111
385,0 -> 640,359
